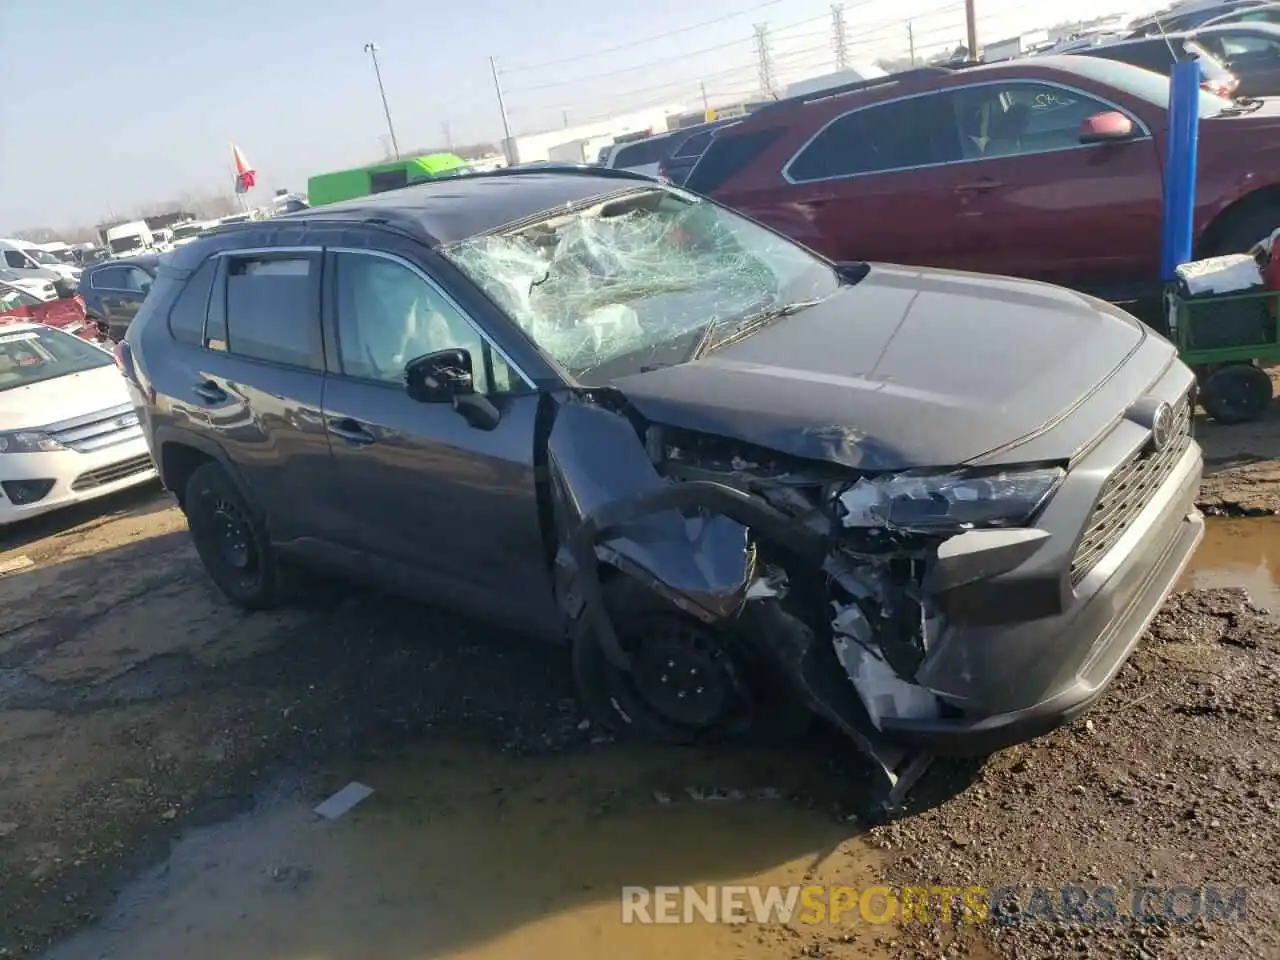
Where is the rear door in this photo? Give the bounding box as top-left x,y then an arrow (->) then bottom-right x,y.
756,92 -> 968,268
191,246 -> 333,545
319,242 -> 560,633
938,79 -> 1163,293
89,264 -> 153,340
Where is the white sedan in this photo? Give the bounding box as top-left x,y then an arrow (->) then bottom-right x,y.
0,323 -> 156,526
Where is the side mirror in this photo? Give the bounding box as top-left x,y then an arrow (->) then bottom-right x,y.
139,280 -> 152,295
405,348 -> 502,430
405,348 -> 475,403
1079,111 -> 1136,144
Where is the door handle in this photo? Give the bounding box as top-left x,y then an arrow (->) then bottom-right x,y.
953,180 -> 1004,194
328,418 -> 376,446
192,380 -> 227,404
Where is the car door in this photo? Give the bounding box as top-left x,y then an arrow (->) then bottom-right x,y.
938,79 -> 1163,295
319,244 -> 560,634
1202,28 -> 1280,95
90,265 -> 153,340
2,248 -> 51,285
767,92 -> 969,269
188,246 -> 333,546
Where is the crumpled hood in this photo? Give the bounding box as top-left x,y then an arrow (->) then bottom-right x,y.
0,364 -> 128,431
610,264 -> 1150,471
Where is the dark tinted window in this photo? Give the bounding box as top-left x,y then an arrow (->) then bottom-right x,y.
673,129 -> 717,158
787,95 -> 961,181
91,266 -> 126,289
3,250 -> 27,268
224,255 -> 318,368
167,259 -> 216,345
370,168 -> 409,194
1083,41 -> 1173,72
685,126 -> 786,194
613,135 -> 676,168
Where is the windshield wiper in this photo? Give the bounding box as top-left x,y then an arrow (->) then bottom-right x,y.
700,298 -> 828,355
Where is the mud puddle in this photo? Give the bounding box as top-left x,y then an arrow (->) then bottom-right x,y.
1181,515 -> 1280,609
43,743 -> 896,960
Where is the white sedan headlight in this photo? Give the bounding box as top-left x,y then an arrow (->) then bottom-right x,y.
0,431 -> 66,454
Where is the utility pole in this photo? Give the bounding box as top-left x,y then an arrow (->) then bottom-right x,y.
363,42 -> 400,159
832,4 -> 849,71
562,109 -> 570,128
489,56 -> 515,166
907,20 -> 916,66
753,22 -> 776,98
442,121 -> 453,150
964,0 -> 979,61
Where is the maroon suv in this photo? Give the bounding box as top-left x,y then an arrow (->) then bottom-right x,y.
688,55 -> 1280,301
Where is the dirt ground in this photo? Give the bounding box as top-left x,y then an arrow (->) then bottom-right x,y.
1196,366 -> 1280,517
1,396 -> 1278,959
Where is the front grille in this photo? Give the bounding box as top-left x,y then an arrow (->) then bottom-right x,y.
43,402 -> 143,453
1070,393 -> 1193,585
70,454 -> 154,491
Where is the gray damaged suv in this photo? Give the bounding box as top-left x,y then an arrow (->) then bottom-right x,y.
120,167 -> 1204,812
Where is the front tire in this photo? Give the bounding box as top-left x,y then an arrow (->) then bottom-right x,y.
572,577 -> 811,745
183,462 -> 280,609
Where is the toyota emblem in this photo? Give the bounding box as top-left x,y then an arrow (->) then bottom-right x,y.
1149,402 -> 1174,453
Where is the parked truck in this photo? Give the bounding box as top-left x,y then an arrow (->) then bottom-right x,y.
103,221 -> 155,258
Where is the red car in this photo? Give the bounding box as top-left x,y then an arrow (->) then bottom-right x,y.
0,281 -> 99,341
688,55 -> 1280,302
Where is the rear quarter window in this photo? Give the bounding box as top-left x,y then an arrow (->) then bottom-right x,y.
166,259 -> 217,345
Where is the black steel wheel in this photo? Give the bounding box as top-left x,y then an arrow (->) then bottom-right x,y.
572,576 -> 808,745
183,462 -> 280,609
1201,363 -> 1274,424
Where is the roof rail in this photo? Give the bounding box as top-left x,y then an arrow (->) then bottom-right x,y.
449,163 -> 661,184
749,66 -> 954,117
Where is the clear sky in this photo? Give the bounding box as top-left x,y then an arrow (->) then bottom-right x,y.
0,0 -> 1137,232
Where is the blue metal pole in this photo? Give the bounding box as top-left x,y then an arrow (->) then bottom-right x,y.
1161,57 -> 1202,281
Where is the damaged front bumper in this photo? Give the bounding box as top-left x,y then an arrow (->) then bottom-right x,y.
879,439 -> 1203,755
546,375 -> 1203,772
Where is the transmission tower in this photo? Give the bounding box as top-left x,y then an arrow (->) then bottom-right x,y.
832,4 -> 849,71
754,22 -> 776,97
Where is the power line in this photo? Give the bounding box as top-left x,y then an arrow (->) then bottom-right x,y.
512,34 -> 756,93
498,0 -> 788,73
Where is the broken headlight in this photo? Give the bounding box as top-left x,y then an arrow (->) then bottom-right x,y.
838,466 -> 1065,533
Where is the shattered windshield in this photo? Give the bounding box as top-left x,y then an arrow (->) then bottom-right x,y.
442,187 -> 840,382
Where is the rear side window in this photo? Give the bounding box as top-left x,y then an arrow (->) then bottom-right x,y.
223,255 -> 320,368
685,127 -> 786,194
613,136 -> 674,168
167,259 -> 216,345
1084,42 -> 1171,72
786,95 -> 961,181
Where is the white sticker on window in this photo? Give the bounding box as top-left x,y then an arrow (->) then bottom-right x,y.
0,331 -> 39,344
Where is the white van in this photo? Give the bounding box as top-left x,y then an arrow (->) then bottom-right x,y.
103,221 -> 155,259
0,238 -> 82,285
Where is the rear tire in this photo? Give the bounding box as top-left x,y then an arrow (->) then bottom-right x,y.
182,462 -> 280,609
1206,202 -> 1280,257
1200,363 -> 1274,424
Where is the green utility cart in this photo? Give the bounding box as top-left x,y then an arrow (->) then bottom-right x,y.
1166,286 -> 1280,423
